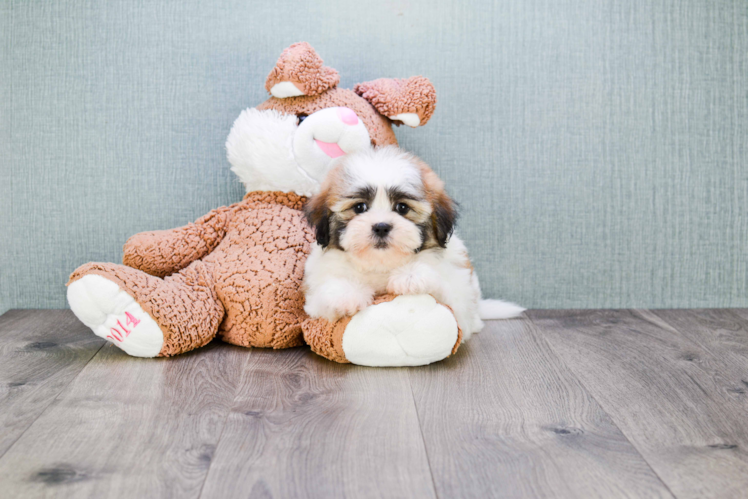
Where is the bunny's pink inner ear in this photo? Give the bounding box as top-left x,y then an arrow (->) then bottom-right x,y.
265,42 -> 340,98
354,76 -> 437,127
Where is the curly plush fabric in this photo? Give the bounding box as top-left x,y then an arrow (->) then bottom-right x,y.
265,42 -> 340,96
302,315 -> 350,363
68,260 -> 224,357
122,207 -> 233,278
451,318 -> 463,355
204,192 -> 313,349
354,77 -> 437,126
257,88 -> 398,147
70,191 -> 315,355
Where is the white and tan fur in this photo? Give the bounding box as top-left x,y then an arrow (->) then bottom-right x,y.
302,146 -> 524,340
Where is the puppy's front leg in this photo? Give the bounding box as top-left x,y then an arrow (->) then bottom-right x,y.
387,262 -> 444,298
304,278 -> 375,323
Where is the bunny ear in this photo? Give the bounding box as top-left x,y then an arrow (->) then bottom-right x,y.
265,42 -> 340,98
354,76 -> 436,127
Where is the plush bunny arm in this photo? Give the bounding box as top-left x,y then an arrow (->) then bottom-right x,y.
123,207 -> 233,277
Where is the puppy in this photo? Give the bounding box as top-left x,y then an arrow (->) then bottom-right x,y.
302,146 -> 523,339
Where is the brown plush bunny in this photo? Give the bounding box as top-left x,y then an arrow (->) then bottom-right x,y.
67,42 -> 462,366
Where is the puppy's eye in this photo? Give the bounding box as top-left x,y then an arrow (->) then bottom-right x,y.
353,202 -> 368,214
297,114 -> 308,125
395,202 -> 410,215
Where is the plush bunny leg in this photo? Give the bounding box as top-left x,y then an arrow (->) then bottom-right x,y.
68,273 -> 164,357
67,261 -> 224,357
303,294 -> 461,367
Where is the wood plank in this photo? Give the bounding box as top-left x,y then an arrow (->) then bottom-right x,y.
528,309 -> 748,498
408,317 -> 672,498
650,309 -> 748,397
0,337 -> 249,498
0,310 -> 105,460
730,309 -> 748,326
200,347 -> 436,499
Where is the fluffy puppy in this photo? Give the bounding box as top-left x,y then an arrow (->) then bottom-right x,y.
302,146 -> 523,339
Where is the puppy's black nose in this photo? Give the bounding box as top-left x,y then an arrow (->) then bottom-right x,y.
372,222 -> 392,238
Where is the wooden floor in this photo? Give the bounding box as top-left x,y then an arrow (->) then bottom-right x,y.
1,309 -> 747,498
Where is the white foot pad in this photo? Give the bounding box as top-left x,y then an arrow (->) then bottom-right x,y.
342,295 -> 458,367
67,275 -> 164,358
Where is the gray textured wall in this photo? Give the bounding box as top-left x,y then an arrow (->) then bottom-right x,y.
2,0 -> 747,314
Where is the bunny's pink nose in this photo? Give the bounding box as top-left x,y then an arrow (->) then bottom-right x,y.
337,107 -> 359,125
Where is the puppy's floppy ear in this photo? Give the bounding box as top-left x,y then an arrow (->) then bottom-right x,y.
416,160 -> 458,247
303,191 -> 332,248
432,192 -> 458,247
304,162 -> 345,248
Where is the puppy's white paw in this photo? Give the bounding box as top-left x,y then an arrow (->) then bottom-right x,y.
67,275 -> 164,358
387,263 -> 442,296
304,279 -> 374,322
